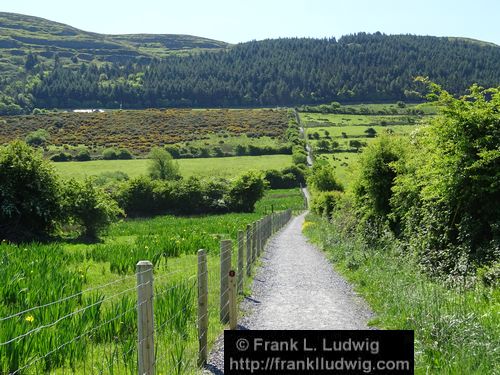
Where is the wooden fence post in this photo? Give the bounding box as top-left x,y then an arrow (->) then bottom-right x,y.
220,240 -> 232,323
237,230 -> 244,294
197,250 -> 208,366
136,260 -> 155,375
228,270 -> 237,330
246,224 -> 252,276
252,222 -> 257,263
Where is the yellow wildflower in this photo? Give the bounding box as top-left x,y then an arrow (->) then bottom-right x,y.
25,315 -> 34,323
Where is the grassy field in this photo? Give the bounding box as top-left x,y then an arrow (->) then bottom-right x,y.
314,153 -> 360,187
301,113 -> 415,127
0,188 -> 304,374
300,108 -> 428,186
306,124 -> 418,138
53,155 -> 293,180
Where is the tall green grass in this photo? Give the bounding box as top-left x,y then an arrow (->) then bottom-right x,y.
303,214 -> 499,374
0,189 -> 303,374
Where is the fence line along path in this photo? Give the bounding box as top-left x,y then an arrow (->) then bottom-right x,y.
204,211 -> 374,373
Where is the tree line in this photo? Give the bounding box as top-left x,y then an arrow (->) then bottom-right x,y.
2,33 -> 500,113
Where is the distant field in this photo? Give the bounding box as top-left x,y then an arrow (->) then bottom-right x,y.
300,107 -> 429,187
0,108 -> 289,156
53,155 -> 293,180
306,124 -> 418,138
314,153 -> 360,187
301,113 -> 419,127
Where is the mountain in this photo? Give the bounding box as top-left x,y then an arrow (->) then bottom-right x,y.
1,13 -> 500,113
0,12 -> 229,76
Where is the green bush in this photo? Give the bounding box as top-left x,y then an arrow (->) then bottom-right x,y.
390,82 -> 500,276
102,148 -> 118,160
50,152 -> 72,162
0,141 -> 62,239
94,171 -> 129,187
264,166 -> 305,189
74,147 -> 91,161
115,177 -> 160,217
25,129 -> 50,147
308,164 -> 343,192
116,148 -> 133,160
228,171 -> 266,212
148,147 -> 181,180
311,191 -> 344,218
352,135 -> 405,227
63,179 -> 122,238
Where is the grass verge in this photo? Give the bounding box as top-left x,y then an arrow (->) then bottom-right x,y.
302,213 -> 499,375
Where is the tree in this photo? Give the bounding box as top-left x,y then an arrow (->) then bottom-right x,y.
0,141 -> 62,239
228,171 -> 265,212
63,178 -> 122,238
25,129 -> 50,147
308,164 -> 343,192
148,147 -> 180,180
349,140 -> 365,151
364,127 -> 377,138
391,82 -> 500,275
24,52 -> 37,71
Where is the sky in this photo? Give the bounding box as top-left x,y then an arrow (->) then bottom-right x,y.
2,0 -> 499,45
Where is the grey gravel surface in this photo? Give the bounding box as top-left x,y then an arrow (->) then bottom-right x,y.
202,211 -> 374,374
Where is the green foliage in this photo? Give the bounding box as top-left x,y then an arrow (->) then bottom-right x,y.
74,146 -> 91,161
308,163 -> 343,192
264,165 -> 306,189
50,151 -> 72,162
228,171 -> 266,213
311,191 -> 344,218
352,135 -> 406,229
0,141 -> 62,239
25,128 -> 50,147
391,83 -> 500,276
62,179 -> 122,238
304,213 -> 499,374
102,147 -> 118,160
148,147 -> 181,181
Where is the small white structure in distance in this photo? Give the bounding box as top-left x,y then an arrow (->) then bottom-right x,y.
72,109 -> 105,113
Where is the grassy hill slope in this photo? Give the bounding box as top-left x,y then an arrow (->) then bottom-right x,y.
0,12 -> 229,76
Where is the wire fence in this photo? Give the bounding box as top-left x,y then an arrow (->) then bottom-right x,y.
0,209 -> 293,374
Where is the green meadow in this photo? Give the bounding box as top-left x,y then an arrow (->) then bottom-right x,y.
0,188 -> 304,374
53,155 -> 293,180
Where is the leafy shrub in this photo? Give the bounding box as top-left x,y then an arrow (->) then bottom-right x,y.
116,148 -> 133,160
25,129 -> 50,147
235,144 -> 247,156
352,135 -> 405,226
50,152 -> 72,162
102,148 -> 118,160
264,167 -> 304,189
63,179 -> 122,238
391,82 -> 500,276
74,147 -> 91,161
115,177 -> 160,217
228,171 -> 266,212
311,191 -> 344,218
164,145 -> 181,159
94,171 -> 129,187
0,141 -> 62,239
308,164 -> 343,192
148,147 -> 180,180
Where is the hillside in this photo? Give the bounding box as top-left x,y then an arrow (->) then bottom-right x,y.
0,12 -> 229,77
1,13 -> 500,113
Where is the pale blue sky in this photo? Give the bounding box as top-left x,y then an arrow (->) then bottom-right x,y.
2,0 -> 499,45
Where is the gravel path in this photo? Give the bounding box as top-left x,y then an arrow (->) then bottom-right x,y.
203,212 -> 374,374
